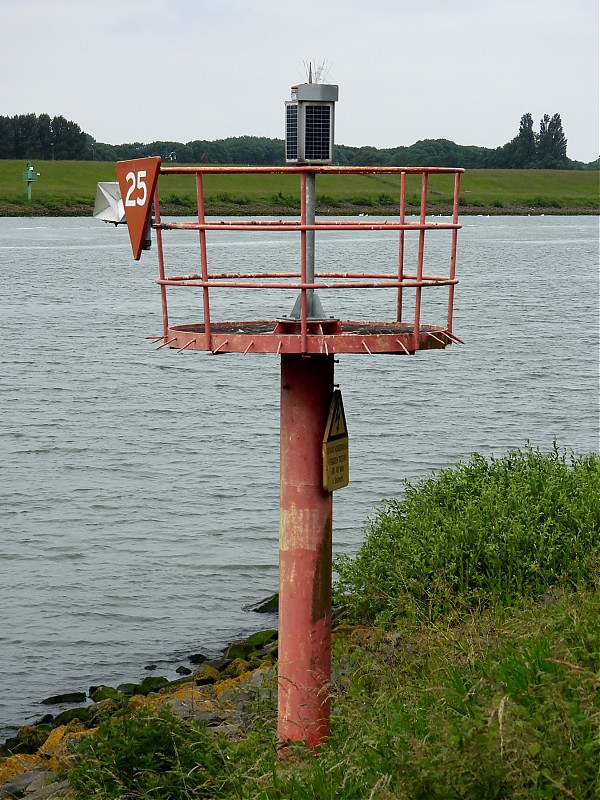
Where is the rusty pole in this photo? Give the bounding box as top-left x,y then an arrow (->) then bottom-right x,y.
278,353 -> 334,749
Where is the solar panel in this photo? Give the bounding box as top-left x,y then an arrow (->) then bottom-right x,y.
304,105 -> 331,161
285,103 -> 298,162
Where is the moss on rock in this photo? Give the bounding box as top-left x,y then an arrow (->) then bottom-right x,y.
194,663 -> 221,685
3,725 -> 50,755
89,685 -> 124,703
223,658 -> 251,679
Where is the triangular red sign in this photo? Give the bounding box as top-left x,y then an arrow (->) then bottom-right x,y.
116,157 -> 161,260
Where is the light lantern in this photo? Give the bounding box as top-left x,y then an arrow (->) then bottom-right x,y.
285,82 -> 339,164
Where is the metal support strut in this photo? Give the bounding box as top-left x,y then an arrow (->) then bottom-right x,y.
290,172 -> 325,320
278,353 -> 334,748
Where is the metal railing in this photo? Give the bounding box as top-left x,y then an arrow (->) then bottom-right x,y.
150,165 -> 463,354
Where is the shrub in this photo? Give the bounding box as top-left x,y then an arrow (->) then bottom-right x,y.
348,195 -> 374,207
317,193 -> 342,208
334,445 -> 600,622
530,195 -> 562,208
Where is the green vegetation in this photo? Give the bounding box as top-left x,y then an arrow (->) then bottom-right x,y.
70,708 -> 235,798
334,446 -> 600,623
65,446 -> 599,799
2,111 -> 596,170
0,160 -> 598,216
456,169 -> 598,212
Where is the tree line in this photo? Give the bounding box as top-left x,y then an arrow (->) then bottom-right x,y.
0,111 -> 595,169
0,113 -> 87,160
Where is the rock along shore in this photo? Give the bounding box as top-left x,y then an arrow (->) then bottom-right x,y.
0,619 -> 282,799
0,590 -> 358,800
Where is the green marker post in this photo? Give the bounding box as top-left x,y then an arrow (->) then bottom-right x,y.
22,161 -> 40,201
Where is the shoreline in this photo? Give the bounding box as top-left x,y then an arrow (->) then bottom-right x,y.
0,204 -> 598,218
0,593 -> 281,748
0,619 -> 285,796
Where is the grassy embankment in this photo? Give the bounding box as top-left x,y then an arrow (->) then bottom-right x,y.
63,446 -> 599,799
0,160 -> 598,216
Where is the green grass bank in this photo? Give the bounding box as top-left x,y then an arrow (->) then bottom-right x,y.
0,160 -> 598,216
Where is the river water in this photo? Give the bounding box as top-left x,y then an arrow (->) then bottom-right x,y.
0,215 -> 598,738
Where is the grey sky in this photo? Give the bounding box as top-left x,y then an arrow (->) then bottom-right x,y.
3,0 -> 598,162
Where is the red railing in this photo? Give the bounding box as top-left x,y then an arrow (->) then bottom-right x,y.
150,165 -> 463,355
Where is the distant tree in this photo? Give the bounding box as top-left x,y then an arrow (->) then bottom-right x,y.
404,139 -> 463,167
12,114 -> 39,158
186,140 -> 210,162
50,116 -> 87,159
514,113 -> 536,168
92,141 -> 118,161
546,113 -> 568,164
487,140 -> 514,168
457,145 -> 489,169
487,113 -> 536,169
37,113 -> 53,159
145,141 -> 192,162
0,116 -> 14,158
385,146 -> 409,167
536,113 -> 568,168
536,114 -> 552,167
349,146 -> 385,166
111,142 -> 149,160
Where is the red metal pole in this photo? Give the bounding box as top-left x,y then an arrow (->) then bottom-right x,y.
300,172 -> 308,353
447,171 -> 461,334
397,170 -> 406,322
413,171 -> 428,351
196,173 -> 211,349
153,186 -> 169,339
278,353 -> 334,749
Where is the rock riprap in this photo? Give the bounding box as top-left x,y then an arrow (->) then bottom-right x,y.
0,627 -> 280,799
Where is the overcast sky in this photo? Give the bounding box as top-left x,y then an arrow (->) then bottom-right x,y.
3,0 -> 598,162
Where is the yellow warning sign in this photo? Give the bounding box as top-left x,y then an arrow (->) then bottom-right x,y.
322,389 -> 349,492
